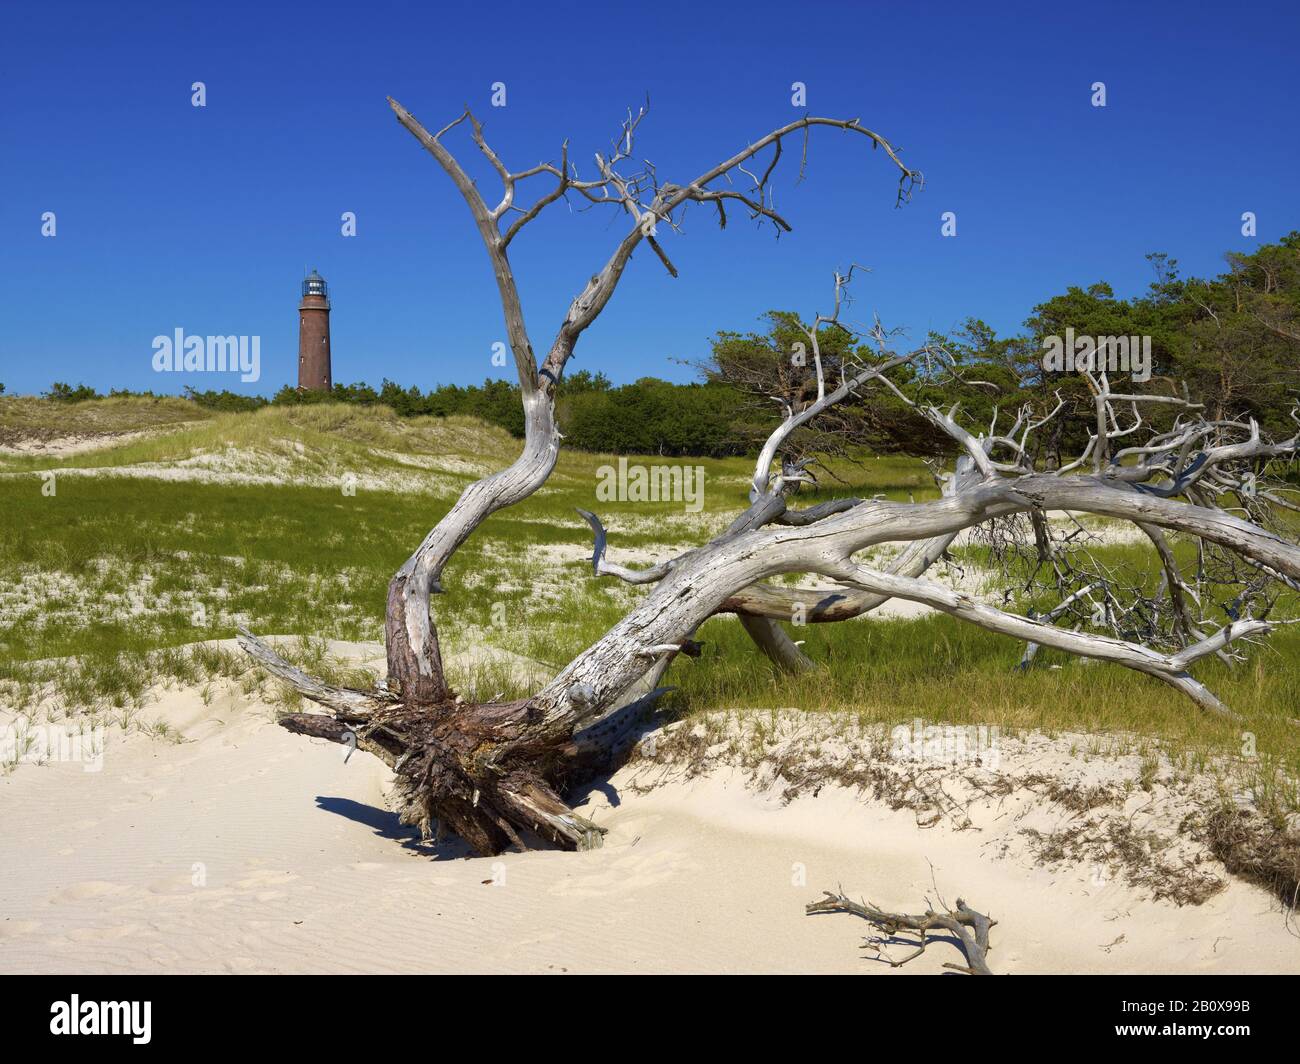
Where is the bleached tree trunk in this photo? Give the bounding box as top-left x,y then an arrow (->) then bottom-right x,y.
242,97 -> 922,853
528,475 -> 1298,732
376,98 -> 919,704
242,99 -> 1300,857
246,430 -> 1298,852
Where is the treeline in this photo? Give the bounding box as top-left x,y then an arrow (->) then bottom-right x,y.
24,233 -> 1300,458
1002,234 -> 1300,442
177,371 -> 751,457
35,371 -> 754,457
700,232 -> 1300,462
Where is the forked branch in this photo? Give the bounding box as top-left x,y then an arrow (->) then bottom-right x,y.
807,890 -> 998,974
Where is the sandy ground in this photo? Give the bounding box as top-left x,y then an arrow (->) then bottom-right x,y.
2,648 -> 1297,975
0,431 -> 155,457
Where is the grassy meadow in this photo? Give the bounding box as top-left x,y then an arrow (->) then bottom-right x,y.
1,396 -> 1298,797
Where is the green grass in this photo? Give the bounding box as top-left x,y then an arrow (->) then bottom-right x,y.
0,394 -> 211,449
673,612 -> 1300,770
1,398 -> 1297,793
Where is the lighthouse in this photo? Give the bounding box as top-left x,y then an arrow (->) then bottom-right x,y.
297,269 -> 332,391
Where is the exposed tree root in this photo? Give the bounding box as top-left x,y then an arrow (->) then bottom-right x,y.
291,697 -> 620,855
281,699 -> 608,855
807,890 -> 998,974
247,627 -> 607,856
249,626 -> 681,856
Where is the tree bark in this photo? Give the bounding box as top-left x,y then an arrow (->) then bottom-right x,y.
242,98 -> 1300,860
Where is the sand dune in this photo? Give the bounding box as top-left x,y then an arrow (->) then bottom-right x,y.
1,658 -> 1296,974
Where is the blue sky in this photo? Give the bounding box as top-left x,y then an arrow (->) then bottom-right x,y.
2,0 -> 1297,396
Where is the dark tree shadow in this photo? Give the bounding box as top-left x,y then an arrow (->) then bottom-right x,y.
565,705 -> 673,810
313,796 -> 472,859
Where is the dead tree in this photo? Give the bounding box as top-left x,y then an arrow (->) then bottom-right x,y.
374,97 -> 917,708
241,97 -> 920,853
241,100 -> 1300,857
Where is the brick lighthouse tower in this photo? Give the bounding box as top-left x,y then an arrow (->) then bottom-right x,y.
297,269 -> 332,391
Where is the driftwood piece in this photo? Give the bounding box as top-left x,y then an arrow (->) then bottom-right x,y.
806,890 -> 998,974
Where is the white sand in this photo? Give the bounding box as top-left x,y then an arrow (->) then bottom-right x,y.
0,431 -> 155,458
1,666 -> 1296,974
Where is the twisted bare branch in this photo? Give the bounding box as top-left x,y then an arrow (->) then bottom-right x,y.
807,890 -> 997,975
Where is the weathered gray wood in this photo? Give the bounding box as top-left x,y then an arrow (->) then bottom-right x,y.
806,890 -> 998,975
378,98 -> 917,704
242,99 -> 1300,860
522,474 -> 1300,739
738,615 -> 814,673
235,628 -> 394,719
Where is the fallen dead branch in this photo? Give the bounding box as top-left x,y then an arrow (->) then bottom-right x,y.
806,889 -> 998,974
